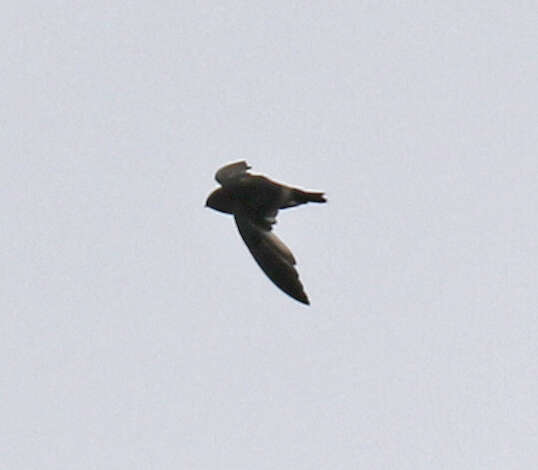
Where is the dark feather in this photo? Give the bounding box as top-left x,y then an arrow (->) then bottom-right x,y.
234,213 -> 309,304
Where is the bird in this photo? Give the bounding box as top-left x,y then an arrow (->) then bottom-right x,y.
206,161 -> 326,305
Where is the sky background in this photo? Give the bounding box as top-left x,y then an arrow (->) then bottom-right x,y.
2,2 -> 537,469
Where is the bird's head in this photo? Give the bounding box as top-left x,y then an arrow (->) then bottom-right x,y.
205,187 -> 234,214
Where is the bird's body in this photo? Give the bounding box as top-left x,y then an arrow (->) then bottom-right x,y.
206,161 -> 326,304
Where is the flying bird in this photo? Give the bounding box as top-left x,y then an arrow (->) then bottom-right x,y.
206,161 -> 326,305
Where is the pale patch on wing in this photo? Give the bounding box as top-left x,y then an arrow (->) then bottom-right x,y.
215,161 -> 251,186
234,213 -> 309,304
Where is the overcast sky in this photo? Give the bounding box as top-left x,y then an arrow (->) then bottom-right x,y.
2,2 -> 537,469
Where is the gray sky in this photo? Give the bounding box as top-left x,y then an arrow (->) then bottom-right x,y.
2,2 -> 537,469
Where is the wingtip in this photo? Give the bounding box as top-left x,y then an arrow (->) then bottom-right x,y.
235,159 -> 251,169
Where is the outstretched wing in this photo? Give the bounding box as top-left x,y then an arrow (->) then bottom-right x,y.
215,161 -> 251,186
234,213 -> 309,304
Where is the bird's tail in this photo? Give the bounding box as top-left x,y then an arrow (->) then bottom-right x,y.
279,189 -> 325,208
279,188 -> 327,209
296,189 -> 327,204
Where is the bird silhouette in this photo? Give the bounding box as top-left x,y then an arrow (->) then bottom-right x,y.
206,161 -> 326,304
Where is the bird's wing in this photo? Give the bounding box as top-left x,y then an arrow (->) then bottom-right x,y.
215,161 -> 251,186
234,212 -> 309,304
